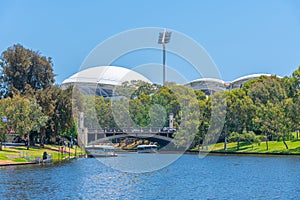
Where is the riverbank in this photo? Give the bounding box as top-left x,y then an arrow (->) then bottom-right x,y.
0,144 -> 85,166
191,140 -> 300,155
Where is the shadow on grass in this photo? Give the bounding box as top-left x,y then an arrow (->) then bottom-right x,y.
222,142 -> 254,152
287,146 -> 300,154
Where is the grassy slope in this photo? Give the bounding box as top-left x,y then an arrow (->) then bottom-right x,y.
202,140 -> 300,154
0,145 -> 83,163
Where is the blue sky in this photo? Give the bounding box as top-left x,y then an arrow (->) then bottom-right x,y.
1,0 -> 300,84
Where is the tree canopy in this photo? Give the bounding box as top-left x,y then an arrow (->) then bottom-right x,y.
0,44 -> 55,96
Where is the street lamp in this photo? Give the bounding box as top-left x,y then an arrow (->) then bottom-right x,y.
158,29 -> 172,86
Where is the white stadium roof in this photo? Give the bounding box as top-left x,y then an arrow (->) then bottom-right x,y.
61,66 -> 151,97
231,73 -> 272,85
61,66 -> 150,87
186,73 -> 277,95
61,66 -> 278,96
187,78 -> 225,85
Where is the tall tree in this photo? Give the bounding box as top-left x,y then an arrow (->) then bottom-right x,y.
0,44 -> 55,96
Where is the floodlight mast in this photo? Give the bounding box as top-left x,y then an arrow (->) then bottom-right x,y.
158,29 -> 172,86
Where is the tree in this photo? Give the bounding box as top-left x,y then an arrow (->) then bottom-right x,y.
0,101 -> 8,150
245,76 -> 286,105
0,44 -> 55,96
152,86 -> 180,128
172,85 -> 201,149
254,100 -> 291,150
225,89 -> 255,134
28,99 -> 48,149
4,95 -> 47,149
5,96 -> 32,145
202,91 -> 226,150
290,66 -> 300,92
130,95 -> 151,127
228,132 -> 244,150
52,87 -> 74,139
95,97 -> 116,129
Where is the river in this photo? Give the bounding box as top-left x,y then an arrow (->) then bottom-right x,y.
1,153 -> 300,200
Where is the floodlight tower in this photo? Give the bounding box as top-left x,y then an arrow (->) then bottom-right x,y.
158,29 -> 172,86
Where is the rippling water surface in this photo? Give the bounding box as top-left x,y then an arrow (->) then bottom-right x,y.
1,153 -> 300,200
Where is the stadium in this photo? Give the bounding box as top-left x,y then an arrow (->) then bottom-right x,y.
185,73 -> 274,95
61,66 -> 274,96
61,66 -> 151,97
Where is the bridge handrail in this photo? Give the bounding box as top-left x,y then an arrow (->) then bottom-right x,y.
86,127 -> 174,133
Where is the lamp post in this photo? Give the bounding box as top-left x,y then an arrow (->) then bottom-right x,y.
158,29 -> 172,86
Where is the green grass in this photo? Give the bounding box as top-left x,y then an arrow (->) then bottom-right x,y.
0,145 -> 84,163
11,158 -> 28,162
0,154 -> 9,160
200,140 -> 300,154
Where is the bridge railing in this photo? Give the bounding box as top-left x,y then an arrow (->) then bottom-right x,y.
86,127 -> 176,134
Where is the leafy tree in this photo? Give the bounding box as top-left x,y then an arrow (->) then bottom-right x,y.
0,102 -> 8,150
290,66 -> 300,93
95,97 -> 116,129
28,99 -> 48,148
202,91 -> 226,150
228,132 -> 244,150
245,76 -> 286,105
32,86 -> 74,143
130,95 -> 151,127
0,44 -> 55,96
152,86 -> 180,128
197,96 -> 211,148
172,85 -> 201,149
5,96 -> 31,142
111,97 -> 136,130
52,87 -> 74,139
4,95 -> 47,149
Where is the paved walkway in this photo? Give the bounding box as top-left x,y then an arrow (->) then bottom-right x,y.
0,160 -> 36,166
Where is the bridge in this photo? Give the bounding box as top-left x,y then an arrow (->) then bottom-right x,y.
78,127 -> 175,146
77,112 -> 176,147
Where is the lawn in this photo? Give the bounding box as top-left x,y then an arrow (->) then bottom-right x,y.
0,145 -> 84,163
201,139 -> 300,154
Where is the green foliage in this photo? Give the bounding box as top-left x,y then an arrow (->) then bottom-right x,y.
228,132 -> 243,142
0,44 -> 55,96
0,44 -> 74,145
4,95 -> 33,136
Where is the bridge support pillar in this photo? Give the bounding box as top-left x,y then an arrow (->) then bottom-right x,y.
79,112 -> 84,129
78,112 -> 88,147
78,128 -> 88,147
169,112 -> 174,128
83,128 -> 88,146
94,132 -> 97,141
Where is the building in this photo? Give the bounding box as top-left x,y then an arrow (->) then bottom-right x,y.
185,73 -> 275,95
185,78 -> 225,95
61,66 -> 151,97
61,66 -> 276,96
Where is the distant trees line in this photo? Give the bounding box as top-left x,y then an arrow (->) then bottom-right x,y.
81,67 -> 300,150
0,44 -> 299,150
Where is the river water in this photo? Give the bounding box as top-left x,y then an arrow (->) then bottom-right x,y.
1,153 -> 300,200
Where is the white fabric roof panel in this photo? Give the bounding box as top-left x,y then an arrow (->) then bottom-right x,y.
61,66 -> 151,86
